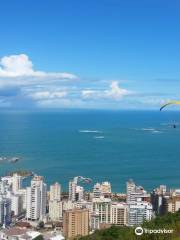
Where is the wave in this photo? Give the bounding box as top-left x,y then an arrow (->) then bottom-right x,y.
152,130 -> 162,133
141,128 -> 156,131
79,129 -> 102,133
133,128 -> 162,133
94,136 -> 105,139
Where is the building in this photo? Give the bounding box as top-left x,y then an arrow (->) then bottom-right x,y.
90,211 -> 100,230
12,174 -> 22,194
18,188 -> 27,210
128,201 -> 153,226
0,195 -> 11,227
110,202 -> 128,226
75,185 -> 84,201
101,182 -> 111,194
93,182 -> 111,199
63,208 -> 89,239
151,185 -> 168,215
126,179 -> 150,204
162,191 -> 180,214
11,194 -> 23,216
50,182 -> 61,201
49,182 -> 62,221
126,179 -> 136,204
26,176 -> 47,221
92,196 -> 111,224
93,183 -> 102,199
150,186 -> 180,215
43,231 -> 65,240
0,227 -> 42,240
69,179 -> 77,202
49,200 -> 63,221
63,200 -> 75,211
69,178 -> 85,202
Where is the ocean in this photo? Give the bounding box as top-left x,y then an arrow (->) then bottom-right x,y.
0,110 -> 180,192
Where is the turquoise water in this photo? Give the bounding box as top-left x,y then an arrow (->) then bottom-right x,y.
0,110 -> 180,192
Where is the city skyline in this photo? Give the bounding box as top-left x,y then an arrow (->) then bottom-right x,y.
0,0 -> 180,109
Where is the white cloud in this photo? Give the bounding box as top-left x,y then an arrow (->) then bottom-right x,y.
0,54 -> 135,109
82,90 -> 96,98
105,81 -> 130,100
0,54 -> 77,79
82,81 -> 131,100
30,90 -> 67,100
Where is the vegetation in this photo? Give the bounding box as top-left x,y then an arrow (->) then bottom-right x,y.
33,235 -> 44,240
78,211 -> 180,240
37,221 -> 44,229
9,170 -> 33,177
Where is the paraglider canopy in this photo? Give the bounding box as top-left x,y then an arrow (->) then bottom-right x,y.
160,101 -> 180,111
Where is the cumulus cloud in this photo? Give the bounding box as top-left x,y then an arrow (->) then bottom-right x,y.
82,81 -> 131,100
0,54 -> 77,79
0,54 -> 135,109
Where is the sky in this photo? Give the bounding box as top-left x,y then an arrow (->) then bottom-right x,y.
0,0 -> 180,109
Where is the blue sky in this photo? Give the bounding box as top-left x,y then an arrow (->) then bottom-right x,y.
0,0 -> 180,109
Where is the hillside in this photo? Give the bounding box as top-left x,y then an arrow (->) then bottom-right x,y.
77,211 -> 180,240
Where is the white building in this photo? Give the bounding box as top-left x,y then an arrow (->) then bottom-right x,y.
69,178 -> 84,202
11,194 -> 23,216
50,182 -> 61,201
75,185 -> 84,201
91,211 -> 100,230
128,201 -> 153,226
92,196 -> 111,224
26,176 -> 47,221
69,179 -> 77,202
49,182 -> 62,221
49,200 -> 63,221
126,179 -> 136,204
93,183 -> 102,199
63,200 -> 75,211
12,174 -> 22,193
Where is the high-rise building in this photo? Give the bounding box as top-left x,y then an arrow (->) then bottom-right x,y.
0,180 -> 9,195
12,174 -> 22,194
0,195 -> 11,227
63,208 -> 89,239
69,179 -> 77,202
50,182 -> 61,201
128,201 -> 153,226
93,182 -> 111,199
69,178 -> 84,202
49,200 -> 63,221
75,185 -> 84,201
110,202 -> 128,226
11,194 -> 23,216
126,179 -> 136,204
26,176 -> 47,221
93,183 -> 102,199
90,211 -> 100,230
49,182 -> 62,221
18,189 -> 27,210
92,196 -> 111,224
101,182 -> 111,194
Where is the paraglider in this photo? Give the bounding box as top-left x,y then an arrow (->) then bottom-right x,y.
160,101 -> 180,111
160,101 -> 180,128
